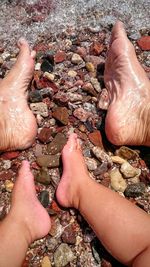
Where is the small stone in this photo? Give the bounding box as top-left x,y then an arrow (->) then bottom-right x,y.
73,107 -> 90,122
85,62 -> 95,72
88,130 -> 103,148
115,146 -> 139,160
29,90 -> 43,103
91,77 -> 101,93
85,157 -> 98,171
36,167 -> 51,185
54,243 -> 74,267
92,146 -> 112,164
44,72 -> 55,81
49,118 -> 56,126
36,114 -> 44,126
94,162 -> 108,176
41,256 -> 51,267
68,70 -> 77,77
71,53 -> 83,64
46,236 -> 58,251
30,102 -> 49,117
90,41 -> 104,56
110,168 -> 127,192
55,51 -> 66,63
49,217 -> 62,237
41,59 -> 53,73
111,156 -> 126,164
49,168 -> 60,187
3,160 -> 11,170
37,154 -> 60,168
82,82 -> 98,97
67,92 -> 83,102
124,183 -> 146,198
137,36 -> 150,51
120,162 -> 140,178
38,190 -> 49,208
61,225 -> 76,244
48,133 -> 67,154
5,180 -> 14,192
38,127 -> 52,143
52,107 -> 69,125
54,91 -> 69,106
35,62 -> 41,71
98,89 -> 109,110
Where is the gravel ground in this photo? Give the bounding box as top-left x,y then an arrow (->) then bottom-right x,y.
0,1 -> 150,267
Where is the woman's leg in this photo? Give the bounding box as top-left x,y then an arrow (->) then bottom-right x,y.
56,134 -> 150,266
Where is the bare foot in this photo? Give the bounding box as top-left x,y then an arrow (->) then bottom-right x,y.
56,133 -> 90,209
104,21 -> 150,146
9,160 -> 51,243
0,38 -> 37,151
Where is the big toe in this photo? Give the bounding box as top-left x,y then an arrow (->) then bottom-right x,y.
111,21 -> 128,43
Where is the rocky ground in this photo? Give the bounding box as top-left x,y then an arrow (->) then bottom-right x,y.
0,23 -> 150,267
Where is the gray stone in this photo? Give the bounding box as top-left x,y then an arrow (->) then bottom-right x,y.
71,53 -> 83,64
92,146 -> 112,164
90,77 -> 101,93
30,102 -> 49,117
85,157 -> 98,171
54,243 -> 74,267
124,183 -> 146,198
38,190 -> 49,208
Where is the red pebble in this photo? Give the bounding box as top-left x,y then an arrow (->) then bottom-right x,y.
88,130 -> 104,148
137,36 -> 150,51
30,161 -> 40,170
38,127 -> 52,143
90,41 -> 104,56
54,51 -> 66,63
51,200 -> 62,212
1,151 -> 20,160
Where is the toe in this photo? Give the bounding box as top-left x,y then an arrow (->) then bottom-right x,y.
111,21 -> 127,43
17,38 -> 31,56
67,133 -> 78,151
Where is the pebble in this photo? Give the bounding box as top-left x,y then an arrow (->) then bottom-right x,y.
54,91 -> 69,106
29,90 -> 43,103
3,160 -> 11,170
49,217 -> 62,237
38,190 -> 49,208
88,130 -> 103,148
94,162 -> 108,176
82,82 -> 98,97
46,236 -> 58,251
44,72 -> 55,81
90,41 -> 104,56
41,256 -> 51,267
115,146 -> 139,160
38,127 -> 52,143
120,162 -> 140,178
68,70 -> 77,77
36,114 -> 44,126
61,225 -> 76,244
67,92 -> 83,102
55,51 -> 66,63
98,88 -> 109,110
85,157 -> 98,171
137,36 -> 150,51
52,107 -> 69,125
111,156 -> 126,164
54,243 -> 74,267
36,154 -> 60,168
5,180 -> 14,192
124,183 -> 146,198
90,77 -> 101,93
35,62 -> 41,71
110,168 -> 127,192
36,167 -> 51,185
30,102 -> 49,117
49,168 -> 60,187
48,133 -> 67,154
49,118 -> 56,126
41,59 -> 53,73
73,107 -> 90,122
92,146 -> 112,164
71,53 -> 83,64
85,62 -> 95,72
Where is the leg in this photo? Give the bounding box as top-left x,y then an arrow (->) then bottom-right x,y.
0,38 -> 37,151
0,161 -> 51,267
105,21 -> 150,146
56,134 -> 150,266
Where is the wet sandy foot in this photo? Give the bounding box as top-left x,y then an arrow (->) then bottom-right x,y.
104,21 -> 150,146
56,133 -> 90,209
10,160 -> 51,243
0,38 -> 37,151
